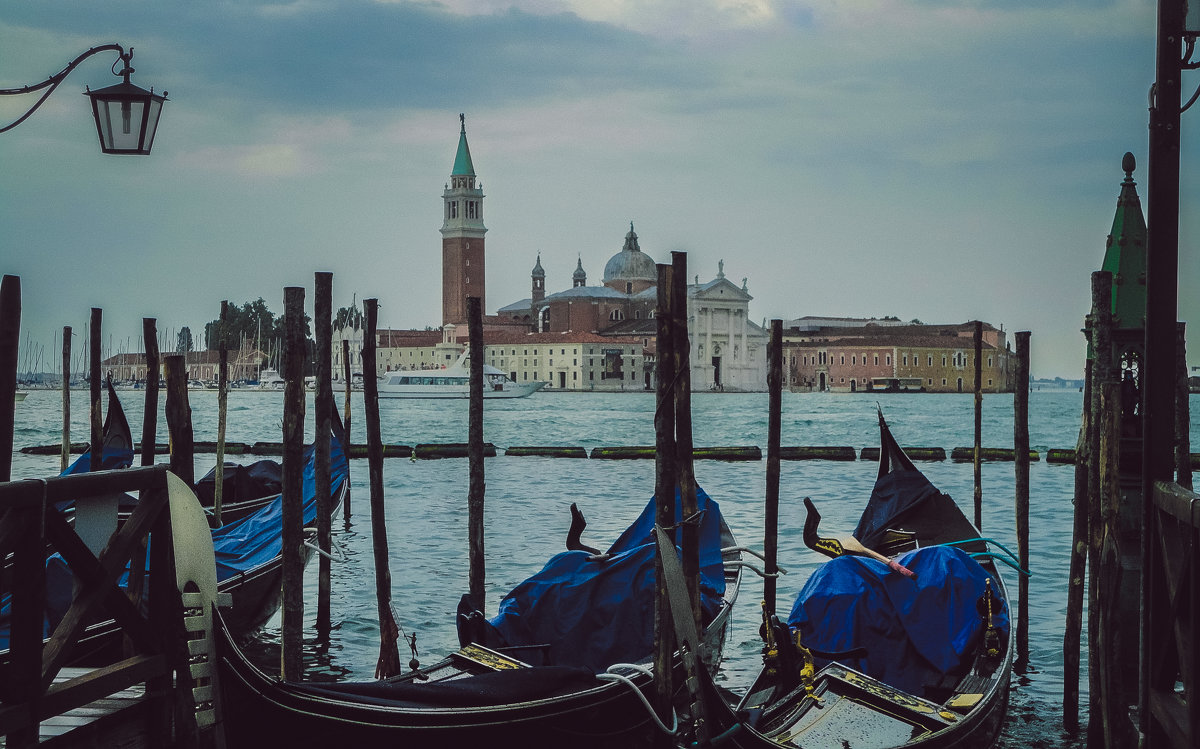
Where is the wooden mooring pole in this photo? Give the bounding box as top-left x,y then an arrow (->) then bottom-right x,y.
1086,271 -> 1113,741
1063,351 -> 1091,732
342,337 -> 353,525
163,354 -> 194,485
214,301 -> 229,526
653,261 -> 677,742
974,320 -> 983,529
314,273 -> 334,638
466,297 -> 486,611
0,275 -> 18,482
141,318 -> 159,468
671,252 -> 700,630
764,319 -> 782,617
363,298 -> 400,678
60,325 -> 71,473
281,286 -> 307,681
1175,322 -> 1191,490
1013,331 -> 1030,672
89,308 -> 102,468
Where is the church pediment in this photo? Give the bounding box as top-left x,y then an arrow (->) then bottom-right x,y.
692,276 -> 751,302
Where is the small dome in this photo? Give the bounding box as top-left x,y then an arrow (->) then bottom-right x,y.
602,222 -> 656,284
572,256 -> 587,281
532,253 -> 545,277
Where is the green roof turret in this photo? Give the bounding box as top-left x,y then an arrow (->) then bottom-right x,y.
452,113 -> 476,177
1101,152 -> 1147,329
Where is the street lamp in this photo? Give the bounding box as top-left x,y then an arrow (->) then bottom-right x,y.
0,43 -> 167,154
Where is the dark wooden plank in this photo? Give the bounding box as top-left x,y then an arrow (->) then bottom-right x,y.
39,655 -> 163,719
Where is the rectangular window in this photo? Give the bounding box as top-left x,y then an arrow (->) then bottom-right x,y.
928,355 -> 933,366
988,356 -> 993,367
602,349 -> 624,380
840,355 -> 845,365
874,354 -> 879,366
886,355 -> 891,365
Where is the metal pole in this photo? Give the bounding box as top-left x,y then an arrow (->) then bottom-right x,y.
60,325 -> 71,473
1142,1 -> 1183,737
1013,331 -> 1030,673
0,275 -> 19,482
89,308 -> 102,469
974,320 -> 983,529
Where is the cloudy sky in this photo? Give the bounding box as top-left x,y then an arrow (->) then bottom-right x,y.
2,0 -> 1195,379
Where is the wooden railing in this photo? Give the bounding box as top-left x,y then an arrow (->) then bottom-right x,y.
0,465 -> 210,748
1146,479 -> 1199,749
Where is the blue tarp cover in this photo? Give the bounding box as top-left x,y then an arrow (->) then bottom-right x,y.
481,487 -> 726,673
1,430 -> 348,649
787,545 -> 1008,697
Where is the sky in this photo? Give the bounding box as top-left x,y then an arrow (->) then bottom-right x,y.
1,0 -> 1196,380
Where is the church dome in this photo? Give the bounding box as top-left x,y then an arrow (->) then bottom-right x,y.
572,256 -> 587,282
532,253 -> 545,278
602,222 -> 656,285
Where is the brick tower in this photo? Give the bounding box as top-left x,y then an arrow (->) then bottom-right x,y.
441,114 -> 486,326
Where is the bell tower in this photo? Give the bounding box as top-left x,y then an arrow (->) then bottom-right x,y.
442,114 -> 486,327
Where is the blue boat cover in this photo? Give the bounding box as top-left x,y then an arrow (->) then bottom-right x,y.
479,487 -> 727,673
787,545 -> 1008,697
0,429 -> 348,650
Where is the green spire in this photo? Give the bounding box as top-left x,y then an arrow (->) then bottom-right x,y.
1100,152 -> 1147,329
452,113 -> 475,177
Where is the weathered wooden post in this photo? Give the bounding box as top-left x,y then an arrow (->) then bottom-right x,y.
342,337 -> 353,524
314,273 -> 334,638
764,319 -> 783,617
1096,379 -> 1136,747
363,299 -> 400,678
90,308 -> 102,468
466,297 -> 486,611
281,286 -> 306,681
0,275 -> 19,482
973,320 -> 983,529
140,319 -> 159,467
214,301 -> 229,525
670,251 -> 700,628
1086,272 -> 1113,741
653,261 -> 677,740
1013,331 -> 1030,672
1063,347 -> 1091,731
1175,322 -> 1191,490
60,325 -> 71,473
163,354 -> 194,485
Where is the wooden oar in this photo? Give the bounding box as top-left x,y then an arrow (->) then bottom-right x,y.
802,497 -> 916,578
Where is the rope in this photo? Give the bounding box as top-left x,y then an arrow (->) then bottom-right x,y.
596,663 -> 678,736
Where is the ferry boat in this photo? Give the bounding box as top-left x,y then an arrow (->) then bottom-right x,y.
378,352 -> 546,399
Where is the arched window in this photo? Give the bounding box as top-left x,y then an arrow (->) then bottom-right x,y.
609,309 -> 625,321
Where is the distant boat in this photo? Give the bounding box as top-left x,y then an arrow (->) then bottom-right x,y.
378,351 -> 547,399
257,368 -> 285,390
14,391 -> 26,402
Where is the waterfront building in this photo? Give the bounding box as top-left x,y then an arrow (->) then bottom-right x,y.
498,225 -> 768,391
784,321 -> 1015,393
101,346 -> 267,384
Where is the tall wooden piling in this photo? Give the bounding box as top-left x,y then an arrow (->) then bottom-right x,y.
0,275 -> 19,482
466,297 -> 486,611
1175,322 -> 1191,490
671,252 -> 700,628
1095,380 -> 1136,746
1013,331 -> 1030,672
163,354 -> 194,485
61,325 -> 71,472
141,319 -> 159,468
1086,272 -> 1113,734
342,338 -> 353,524
653,262 -> 677,737
973,320 -> 983,529
214,301 -> 229,525
90,308 -> 102,468
764,319 -> 783,616
314,273 -> 334,637
1063,352 -> 1091,731
363,299 -> 400,678
281,286 -> 306,681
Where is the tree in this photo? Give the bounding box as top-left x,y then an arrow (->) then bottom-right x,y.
177,327 -> 194,354
334,299 -> 363,332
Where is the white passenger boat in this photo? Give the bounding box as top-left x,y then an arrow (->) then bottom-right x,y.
377,352 -> 546,399
257,368 -> 285,390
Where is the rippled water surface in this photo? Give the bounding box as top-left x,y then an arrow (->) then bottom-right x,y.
10,388 -> 1199,748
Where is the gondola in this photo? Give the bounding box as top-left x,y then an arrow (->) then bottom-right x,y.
214,487 -> 745,749
1,399 -> 350,659
685,412 -> 1017,749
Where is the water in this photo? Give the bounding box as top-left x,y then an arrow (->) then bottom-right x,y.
9,388 -> 1200,747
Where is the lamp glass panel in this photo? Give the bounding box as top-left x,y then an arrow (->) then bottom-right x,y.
142,98 -> 163,152
101,99 -> 148,152
1189,1 -> 1200,36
